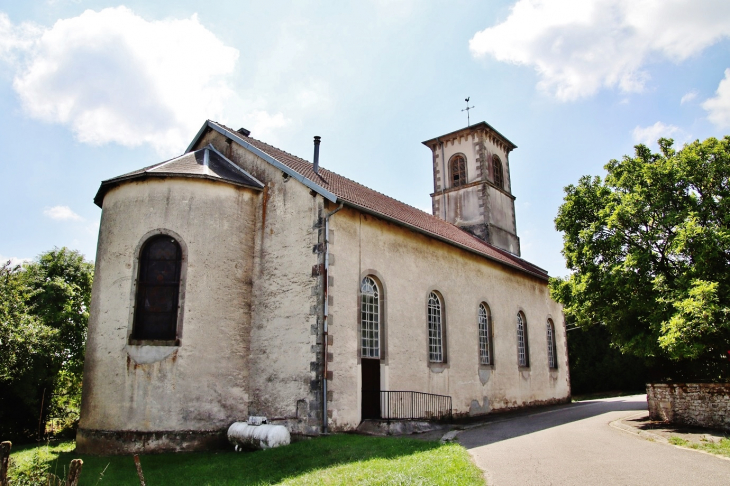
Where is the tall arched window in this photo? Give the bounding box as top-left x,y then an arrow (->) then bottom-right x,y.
546,319 -> 557,369
360,276 -> 380,359
132,235 -> 183,341
428,292 -> 444,362
450,155 -> 467,188
478,303 -> 493,365
517,311 -> 529,367
493,155 -> 504,189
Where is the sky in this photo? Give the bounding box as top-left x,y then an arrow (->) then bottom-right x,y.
1,0 -> 729,278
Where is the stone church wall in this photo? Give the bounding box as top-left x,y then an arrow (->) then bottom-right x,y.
78,178 -> 257,453
328,206 -> 569,430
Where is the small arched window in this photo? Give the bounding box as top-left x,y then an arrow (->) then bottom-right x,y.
132,235 -> 183,341
517,311 -> 529,367
478,303 -> 493,365
450,155 -> 467,188
428,292 -> 444,362
546,319 -> 557,369
493,155 -> 504,189
360,276 -> 380,359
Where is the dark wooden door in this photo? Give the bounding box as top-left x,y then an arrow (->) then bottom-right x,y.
361,358 -> 381,419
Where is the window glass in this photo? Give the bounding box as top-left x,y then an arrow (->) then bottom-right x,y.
547,319 -> 557,369
133,235 -> 182,341
478,304 -> 492,365
428,292 -> 443,362
517,312 -> 529,367
361,276 -> 380,359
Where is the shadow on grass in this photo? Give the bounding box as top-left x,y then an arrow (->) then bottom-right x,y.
51,434 -> 445,485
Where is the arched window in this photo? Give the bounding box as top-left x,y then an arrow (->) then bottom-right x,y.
450,155 -> 467,188
478,303 -> 493,365
428,292 -> 444,362
132,235 -> 183,341
493,155 -> 504,189
517,311 -> 529,367
546,319 -> 557,369
360,276 -> 380,359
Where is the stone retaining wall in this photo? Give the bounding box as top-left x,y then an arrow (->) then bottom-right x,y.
646,383 -> 730,432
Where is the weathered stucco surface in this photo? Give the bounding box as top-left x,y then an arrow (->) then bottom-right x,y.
328,206 -> 569,430
193,130 -> 324,435
80,122 -> 569,452
78,178 -> 258,453
428,127 -> 520,255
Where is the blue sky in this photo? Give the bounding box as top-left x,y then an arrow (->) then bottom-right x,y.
1,0 -> 729,277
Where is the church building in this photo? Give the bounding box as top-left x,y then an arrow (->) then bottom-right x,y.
77,119 -> 570,453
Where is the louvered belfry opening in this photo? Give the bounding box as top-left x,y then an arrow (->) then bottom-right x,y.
450,155 -> 466,187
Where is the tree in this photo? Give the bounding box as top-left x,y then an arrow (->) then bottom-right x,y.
550,136 -> 730,381
0,248 -> 93,440
566,325 -> 648,395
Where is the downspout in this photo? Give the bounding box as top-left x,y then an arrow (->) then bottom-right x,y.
322,202 -> 343,434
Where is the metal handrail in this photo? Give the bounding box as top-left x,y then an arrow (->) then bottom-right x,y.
363,390 -> 452,422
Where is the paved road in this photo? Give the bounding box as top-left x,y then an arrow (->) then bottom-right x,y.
458,395 -> 730,485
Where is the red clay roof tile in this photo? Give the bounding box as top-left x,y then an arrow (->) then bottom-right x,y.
210,121 -> 549,280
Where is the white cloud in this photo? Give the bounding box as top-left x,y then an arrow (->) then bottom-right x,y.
680,90 -> 698,104
702,68 -> 730,128
0,254 -> 31,267
43,205 -> 83,221
469,0 -> 730,101
3,8 -> 287,156
0,13 -> 41,66
632,122 -> 683,146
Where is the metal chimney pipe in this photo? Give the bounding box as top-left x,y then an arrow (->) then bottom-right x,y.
313,136 -> 321,174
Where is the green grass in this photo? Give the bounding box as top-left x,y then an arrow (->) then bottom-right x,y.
8,435 -> 485,485
668,436 -> 730,458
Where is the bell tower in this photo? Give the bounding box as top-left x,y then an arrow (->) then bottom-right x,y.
423,122 -> 521,256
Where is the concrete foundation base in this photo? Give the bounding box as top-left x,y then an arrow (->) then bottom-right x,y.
75,428 -> 228,455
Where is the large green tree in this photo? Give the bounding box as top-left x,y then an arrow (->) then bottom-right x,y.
551,136 -> 730,381
0,248 -> 93,440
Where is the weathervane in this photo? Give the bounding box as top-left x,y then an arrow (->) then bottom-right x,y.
462,97 -> 475,126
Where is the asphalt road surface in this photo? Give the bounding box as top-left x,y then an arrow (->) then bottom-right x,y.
458,395 -> 730,485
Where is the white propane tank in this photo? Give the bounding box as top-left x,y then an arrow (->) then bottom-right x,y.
227,421 -> 291,450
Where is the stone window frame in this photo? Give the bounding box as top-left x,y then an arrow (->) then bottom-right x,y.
449,154 -> 467,188
127,229 -> 188,347
546,318 -> 558,369
516,310 -> 530,368
492,155 -> 504,189
357,270 -> 388,364
427,290 -> 447,364
478,302 -> 494,367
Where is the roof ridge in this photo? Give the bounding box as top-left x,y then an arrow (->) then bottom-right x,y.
205,120 -> 547,278
224,124 -> 437,217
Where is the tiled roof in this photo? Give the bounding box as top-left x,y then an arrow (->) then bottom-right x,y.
94,146 -> 263,206
208,121 -> 548,280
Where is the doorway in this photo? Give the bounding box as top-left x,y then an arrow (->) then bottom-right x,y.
361,358 -> 381,419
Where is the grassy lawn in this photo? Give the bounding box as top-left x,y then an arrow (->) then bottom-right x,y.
668,436 -> 730,459
8,434 -> 485,485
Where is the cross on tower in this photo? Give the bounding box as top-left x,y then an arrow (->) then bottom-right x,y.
462,97 -> 475,126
